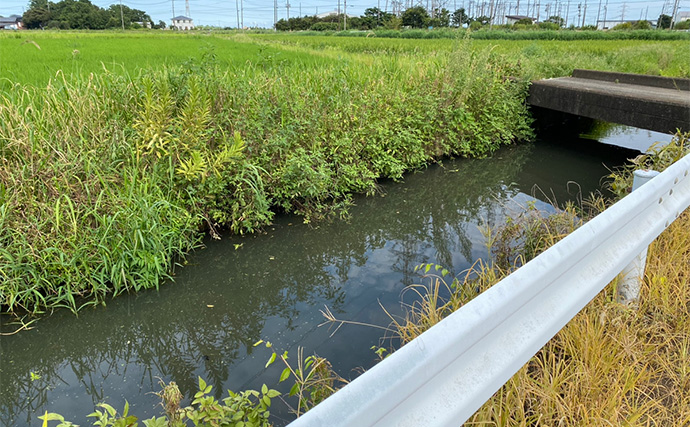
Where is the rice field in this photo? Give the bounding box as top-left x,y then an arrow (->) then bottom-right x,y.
2,31 -> 689,90
0,31 -> 329,89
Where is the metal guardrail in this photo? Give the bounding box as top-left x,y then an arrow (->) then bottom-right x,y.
288,153 -> 690,427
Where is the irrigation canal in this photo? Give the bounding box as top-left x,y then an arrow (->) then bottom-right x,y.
0,125 -> 672,426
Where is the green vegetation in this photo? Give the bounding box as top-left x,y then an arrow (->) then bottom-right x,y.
39,341 -> 343,426
1,34 -> 536,317
40,377 -> 280,427
0,32 -> 688,321
21,0 -> 157,30
0,32 -> 327,89
253,35 -> 689,77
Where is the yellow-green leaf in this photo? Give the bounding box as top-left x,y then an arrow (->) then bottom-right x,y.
265,352 -> 276,368
279,367 -> 291,382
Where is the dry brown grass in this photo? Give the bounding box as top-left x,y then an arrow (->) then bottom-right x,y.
464,209 -> 690,426
389,134 -> 690,425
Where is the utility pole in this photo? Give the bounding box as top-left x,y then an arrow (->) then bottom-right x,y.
171,0 -> 175,28
344,0 -> 347,29
577,2 -> 581,27
489,0 -> 494,28
581,0 -> 586,26
565,0 -> 570,26
670,0 -> 680,28
286,1 -> 290,20
236,0 -> 240,28
620,2 -> 626,20
602,0 -> 607,26
119,0 -> 125,30
274,0 -> 277,30
596,0 -> 601,27
378,0 -> 381,25
241,0 -> 244,28
185,0 -> 190,17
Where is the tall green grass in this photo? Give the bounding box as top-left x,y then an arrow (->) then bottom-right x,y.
0,40 -> 533,316
470,29 -> 690,40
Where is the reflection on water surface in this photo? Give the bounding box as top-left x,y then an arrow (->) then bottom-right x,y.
0,133 -> 648,426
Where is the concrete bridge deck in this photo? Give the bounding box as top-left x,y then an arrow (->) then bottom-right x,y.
528,69 -> 690,134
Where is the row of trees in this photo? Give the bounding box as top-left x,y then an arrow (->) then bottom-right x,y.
22,0 -> 162,30
276,6 -> 487,31
276,7 -> 688,32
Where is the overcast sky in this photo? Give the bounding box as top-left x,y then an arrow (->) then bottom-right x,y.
1,0 -> 687,29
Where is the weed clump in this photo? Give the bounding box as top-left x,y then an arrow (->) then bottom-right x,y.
0,42 -> 533,318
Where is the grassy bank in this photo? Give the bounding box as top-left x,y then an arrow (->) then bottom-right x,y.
468,209 -> 690,424
0,37 -> 533,316
251,35 -> 690,78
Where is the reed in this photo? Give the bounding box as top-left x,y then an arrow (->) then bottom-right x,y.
0,40 -> 533,317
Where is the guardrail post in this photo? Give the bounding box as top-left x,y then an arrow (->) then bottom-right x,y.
617,169 -> 661,304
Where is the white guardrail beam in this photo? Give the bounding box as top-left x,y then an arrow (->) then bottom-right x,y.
287,153 -> 690,427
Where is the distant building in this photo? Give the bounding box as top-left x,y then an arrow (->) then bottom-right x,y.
678,11 -> 690,22
596,19 -> 657,30
134,21 -> 152,29
505,15 -> 536,25
171,15 -> 194,30
0,15 -> 23,30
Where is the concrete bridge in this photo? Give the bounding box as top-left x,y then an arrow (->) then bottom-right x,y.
528,69 -> 690,134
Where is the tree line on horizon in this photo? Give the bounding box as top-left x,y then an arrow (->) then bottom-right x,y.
275,6 -> 684,31
13,0 -> 688,31
276,7 -> 485,31
21,0 -> 165,30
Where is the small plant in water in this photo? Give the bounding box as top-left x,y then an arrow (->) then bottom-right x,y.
39,377 -> 279,427
256,340 -> 348,417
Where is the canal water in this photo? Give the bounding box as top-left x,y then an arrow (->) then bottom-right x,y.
0,126 -> 671,426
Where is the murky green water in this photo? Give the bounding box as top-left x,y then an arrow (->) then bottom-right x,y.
0,131 -> 656,426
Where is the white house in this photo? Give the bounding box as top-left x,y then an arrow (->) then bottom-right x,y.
678,11 -> 690,22
505,15 -> 536,25
0,15 -> 23,30
171,15 -> 194,30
